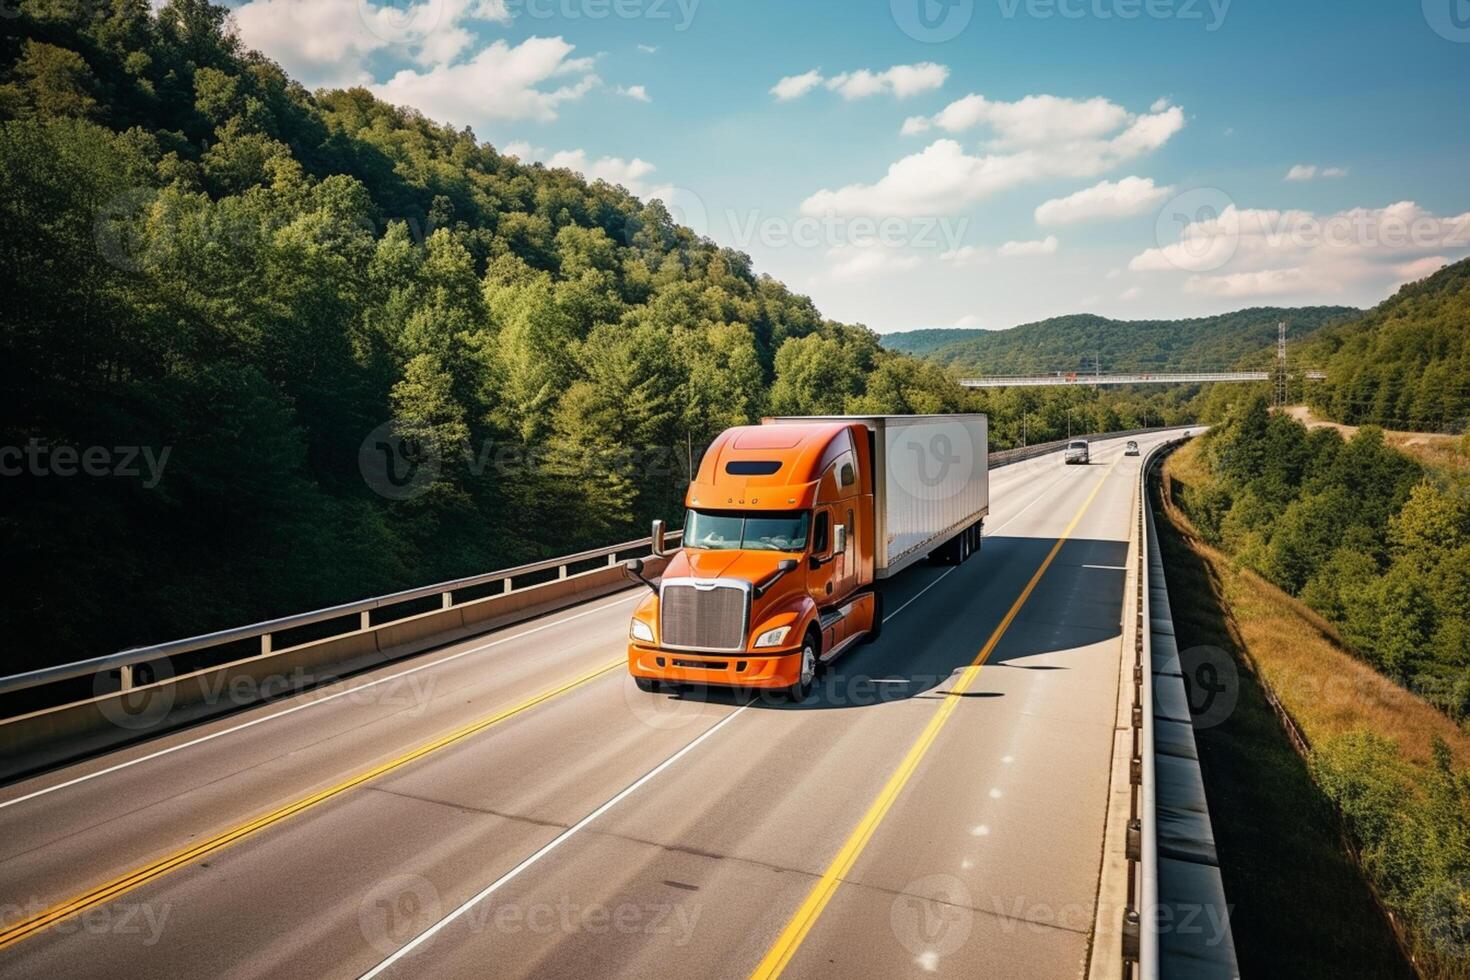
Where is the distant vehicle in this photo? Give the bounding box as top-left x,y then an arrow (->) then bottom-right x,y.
624,414 -> 989,701
1064,439 -> 1090,465
1125,440 -> 1140,456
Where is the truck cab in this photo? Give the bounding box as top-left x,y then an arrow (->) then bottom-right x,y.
625,421 -> 880,702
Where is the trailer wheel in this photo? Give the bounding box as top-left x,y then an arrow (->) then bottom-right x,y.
864,591 -> 884,644
784,632 -> 818,702
634,676 -> 659,693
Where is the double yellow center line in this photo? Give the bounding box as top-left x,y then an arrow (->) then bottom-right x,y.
0,658 -> 622,951
750,458 -> 1120,978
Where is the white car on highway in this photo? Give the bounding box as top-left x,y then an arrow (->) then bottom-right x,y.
1064,439 -> 1090,464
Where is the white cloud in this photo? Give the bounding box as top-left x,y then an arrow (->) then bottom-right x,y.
1394,256 -> 1449,281
543,149 -> 667,198
804,97 -> 1182,219
1182,268 -> 1335,298
772,63 -> 948,101
939,245 -> 989,266
1035,176 -> 1174,226
771,69 -> 824,101
637,44 -> 659,53
998,235 -> 1059,257
1150,97 -> 1171,113
500,140 -> 541,159
1119,286 -> 1143,300
1286,164 -> 1349,181
906,93 -> 1155,146
371,36 -> 600,127
954,314 -> 983,328
617,84 -> 650,102
1131,201 -> 1470,298
806,96 -> 1182,218
824,245 -> 922,280
233,0 -> 510,89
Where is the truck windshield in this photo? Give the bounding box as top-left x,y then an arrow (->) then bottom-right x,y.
683,509 -> 810,552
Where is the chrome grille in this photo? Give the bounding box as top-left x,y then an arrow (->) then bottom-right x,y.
659,580 -> 748,652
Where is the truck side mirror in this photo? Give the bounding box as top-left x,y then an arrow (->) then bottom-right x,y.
833,524 -> 847,556
650,519 -> 667,557
623,558 -> 658,595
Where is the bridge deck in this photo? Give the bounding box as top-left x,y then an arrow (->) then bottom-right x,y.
961,370 -> 1325,387
0,435 -> 1175,979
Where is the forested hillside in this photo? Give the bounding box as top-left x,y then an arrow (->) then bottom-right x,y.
0,0 -> 1199,666
1176,398 -> 1470,717
1305,258 -> 1470,432
881,307 -> 1357,375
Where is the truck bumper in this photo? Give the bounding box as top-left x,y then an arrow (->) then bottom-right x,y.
627,645 -> 803,689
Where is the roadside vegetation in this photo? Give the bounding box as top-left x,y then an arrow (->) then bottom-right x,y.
1161,421 -> 1470,976
1176,396 -> 1470,719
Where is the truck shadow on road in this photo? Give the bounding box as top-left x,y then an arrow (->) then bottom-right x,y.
655,535 -> 1129,712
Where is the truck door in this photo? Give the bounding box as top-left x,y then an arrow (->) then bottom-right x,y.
810,507 -> 837,604
834,505 -> 858,599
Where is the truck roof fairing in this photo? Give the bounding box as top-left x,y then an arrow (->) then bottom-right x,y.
686,421 -> 856,511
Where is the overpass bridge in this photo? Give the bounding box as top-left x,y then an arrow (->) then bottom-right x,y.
960,370 -> 1326,388
0,432 -> 1234,979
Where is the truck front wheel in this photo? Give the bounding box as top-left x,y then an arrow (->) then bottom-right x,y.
784,634 -> 818,702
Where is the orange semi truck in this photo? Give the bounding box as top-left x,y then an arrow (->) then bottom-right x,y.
624,414 -> 989,701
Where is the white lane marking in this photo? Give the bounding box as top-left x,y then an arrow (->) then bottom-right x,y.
0,594 -> 642,811
359,697 -> 756,979
1083,564 -> 1127,571
882,567 -> 956,623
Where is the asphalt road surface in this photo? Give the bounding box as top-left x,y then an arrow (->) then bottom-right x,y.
0,433 -> 1166,979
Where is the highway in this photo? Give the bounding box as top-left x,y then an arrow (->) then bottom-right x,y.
0,433 -> 1165,979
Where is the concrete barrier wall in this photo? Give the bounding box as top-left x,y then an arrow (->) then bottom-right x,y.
0,556 -> 667,784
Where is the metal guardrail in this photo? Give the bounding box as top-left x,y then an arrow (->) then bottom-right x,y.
0,531 -> 682,699
1126,439 -> 1170,977
1125,435 -> 1238,978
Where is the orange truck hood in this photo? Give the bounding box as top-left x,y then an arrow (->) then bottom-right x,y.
662,548 -> 797,585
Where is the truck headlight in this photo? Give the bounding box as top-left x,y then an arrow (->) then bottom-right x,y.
753,626 -> 791,648
630,619 -> 654,643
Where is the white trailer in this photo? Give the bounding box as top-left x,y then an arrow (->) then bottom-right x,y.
766,414 -> 990,577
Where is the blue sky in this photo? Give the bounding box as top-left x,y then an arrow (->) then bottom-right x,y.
231,0 -> 1470,332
